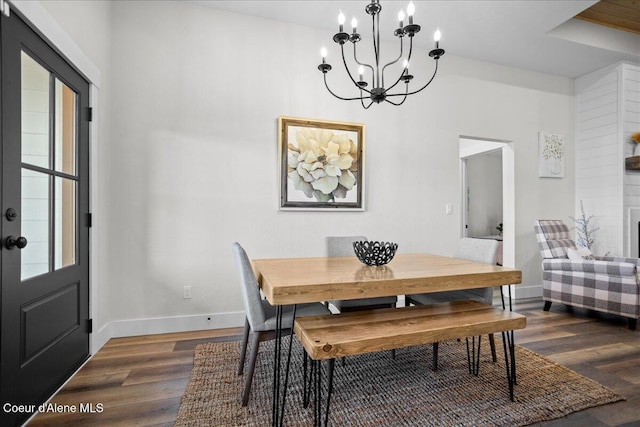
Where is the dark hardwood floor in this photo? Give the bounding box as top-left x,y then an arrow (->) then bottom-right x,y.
28,298 -> 640,426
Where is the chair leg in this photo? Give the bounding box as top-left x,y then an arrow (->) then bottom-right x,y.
237,317 -> 250,375
241,331 -> 262,406
629,318 -> 637,330
489,333 -> 497,362
543,301 -> 552,311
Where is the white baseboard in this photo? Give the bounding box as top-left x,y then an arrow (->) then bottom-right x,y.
110,311 -> 246,338
90,286 -> 542,355
514,284 -> 542,299
91,322 -> 113,354
90,311 -> 246,354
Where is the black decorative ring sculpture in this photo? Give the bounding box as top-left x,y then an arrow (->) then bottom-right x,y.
353,241 -> 398,266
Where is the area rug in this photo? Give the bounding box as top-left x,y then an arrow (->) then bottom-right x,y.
175,338 -> 623,426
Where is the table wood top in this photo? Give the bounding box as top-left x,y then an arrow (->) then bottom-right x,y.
252,253 -> 522,305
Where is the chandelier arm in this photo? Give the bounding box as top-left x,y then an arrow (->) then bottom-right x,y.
340,44 -> 372,94
384,37 -> 415,94
360,95 -> 374,109
352,43 -> 375,78
385,91 -> 409,106
386,53 -> 439,99
400,58 -> 440,97
381,36 -> 404,89
323,74 -> 369,101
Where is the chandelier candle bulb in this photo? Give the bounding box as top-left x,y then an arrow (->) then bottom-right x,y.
351,16 -> 358,33
407,1 -> 415,24
338,10 -> 345,32
321,47 -> 327,63
398,10 -> 404,28
434,28 -> 441,48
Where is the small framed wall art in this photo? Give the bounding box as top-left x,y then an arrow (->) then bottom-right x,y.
538,132 -> 564,178
278,116 -> 364,210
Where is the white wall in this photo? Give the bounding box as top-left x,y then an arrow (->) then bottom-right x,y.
34,0 -> 575,339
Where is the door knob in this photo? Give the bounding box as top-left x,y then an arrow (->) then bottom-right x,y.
5,236 -> 27,250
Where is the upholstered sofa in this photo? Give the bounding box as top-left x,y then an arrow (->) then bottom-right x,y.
534,220 -> 640,330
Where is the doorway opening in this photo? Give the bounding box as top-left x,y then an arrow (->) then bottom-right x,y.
459,136 -> 515,297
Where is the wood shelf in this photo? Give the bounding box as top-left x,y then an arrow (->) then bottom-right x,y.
626,156 -> 640,170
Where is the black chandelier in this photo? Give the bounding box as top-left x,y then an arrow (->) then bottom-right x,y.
318,0 -> 445,108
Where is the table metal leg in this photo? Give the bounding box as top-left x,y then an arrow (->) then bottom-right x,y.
500,285 -> 517,385
279,305 -> 297,426
272,306 -> 282,426
272,304 -> 297,427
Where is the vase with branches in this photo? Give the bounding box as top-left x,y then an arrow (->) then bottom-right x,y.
569,200 -> 599,250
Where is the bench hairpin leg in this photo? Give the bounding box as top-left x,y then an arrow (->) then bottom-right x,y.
303,352 -> 309,408
508,330 -> 517,386
324,359 -> 335,427
501,330 -> 516,401
314,359 -> 322,427
432,342 -> 439,371
465,336 -> 481,376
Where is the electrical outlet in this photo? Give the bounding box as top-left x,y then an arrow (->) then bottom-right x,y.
183,286 -> 192,299
445,203 -> 453,215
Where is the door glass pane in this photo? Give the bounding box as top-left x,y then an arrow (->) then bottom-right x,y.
54,177 -> 76,270
54,79 -> 76,175
21,169 -> 50,280
21,52 -> 50,169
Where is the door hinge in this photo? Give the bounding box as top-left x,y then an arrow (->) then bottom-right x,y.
87,107 -> 93,122
86,213 -> 92,228
1,0 -> 11,17
87,319 -> 93,333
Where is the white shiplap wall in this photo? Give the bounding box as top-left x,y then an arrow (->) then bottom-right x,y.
624,65 -> 640,256
576,62 -> 640,257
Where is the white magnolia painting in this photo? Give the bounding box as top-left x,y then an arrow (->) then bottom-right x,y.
539,132 -> 564,178
279,116 -> 364,210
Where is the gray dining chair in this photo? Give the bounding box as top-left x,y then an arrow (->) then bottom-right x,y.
326,236 -> 398,312
232,242 -> 331,406
405,237 -> 500,370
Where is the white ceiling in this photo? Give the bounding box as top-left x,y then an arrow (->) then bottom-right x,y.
191,0 -> 640,78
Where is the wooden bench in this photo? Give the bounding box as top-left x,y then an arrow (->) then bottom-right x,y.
293,300 -> 526,427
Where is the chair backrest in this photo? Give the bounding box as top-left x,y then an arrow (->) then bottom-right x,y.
455,238 -> 499,265
454,238 -> 500,305
231,242 -> 266,330
534,220 -> 576,259
326,236 -> 367,257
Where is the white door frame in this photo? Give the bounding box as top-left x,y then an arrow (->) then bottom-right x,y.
459,136 -> 516,296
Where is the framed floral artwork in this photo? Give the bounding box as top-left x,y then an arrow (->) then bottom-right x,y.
278,116 -> 365,210
538,132 -> 564,178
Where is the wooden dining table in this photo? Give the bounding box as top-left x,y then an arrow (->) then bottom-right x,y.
251,253 -> 523,426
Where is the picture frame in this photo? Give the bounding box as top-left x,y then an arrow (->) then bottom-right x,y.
278,116 -> 365,210
538,132 -> 564,178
